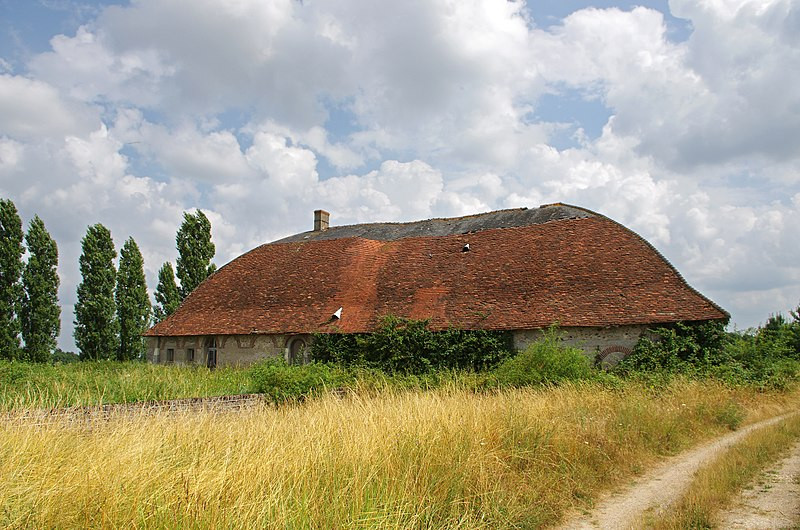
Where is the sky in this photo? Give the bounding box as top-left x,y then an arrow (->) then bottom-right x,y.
1,0 -> 799,351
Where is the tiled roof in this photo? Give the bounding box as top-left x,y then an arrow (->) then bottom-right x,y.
145,204 -> 727,337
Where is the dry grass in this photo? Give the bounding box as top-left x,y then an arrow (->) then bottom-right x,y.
645,411 -> 800,529
1,379 -> 797,529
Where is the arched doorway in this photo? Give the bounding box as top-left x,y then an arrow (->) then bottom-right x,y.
205,337 -> 218,369
287,337 -> 307,366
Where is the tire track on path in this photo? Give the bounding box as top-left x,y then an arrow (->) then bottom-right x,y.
718,438 -> 800,529
556,411 -> 798,530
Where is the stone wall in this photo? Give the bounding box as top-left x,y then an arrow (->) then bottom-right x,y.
145,334 -> 313,367
147,325 -> 649,368
512,324 -> 651,367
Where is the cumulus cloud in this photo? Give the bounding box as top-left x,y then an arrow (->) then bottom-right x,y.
29,26 -> 174,108
534,1 -> 800,174
0,74 -> 99,139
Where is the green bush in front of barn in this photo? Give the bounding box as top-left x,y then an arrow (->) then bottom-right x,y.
614,321 -> 730,375
615,313 -> 800,390
489,326 -> 596,387
310,315 -> 514,374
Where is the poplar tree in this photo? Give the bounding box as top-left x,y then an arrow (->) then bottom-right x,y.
176,210 -> 215,299
74,224 -> 117,361
21,216 -> 60,362
0,198 -> 24,360
154,262 -> 181,322
115,237 -> 151,361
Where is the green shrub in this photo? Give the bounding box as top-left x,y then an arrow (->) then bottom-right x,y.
51,348 -> 79,364
615,317 -> 800,389
0,361 -> 33,385
310,333 -> 363,365
311,316 -> 513,374
614,321 -> 729,376
491,327 -> 594,387
248,357 -> 352,402
716,317 -> 800,389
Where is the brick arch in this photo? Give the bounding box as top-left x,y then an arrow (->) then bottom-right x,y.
597,345 -> 632,369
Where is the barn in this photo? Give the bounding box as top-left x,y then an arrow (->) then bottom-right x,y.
144,203 -> 728,367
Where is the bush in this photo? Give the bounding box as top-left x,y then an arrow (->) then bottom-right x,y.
615,317 -> 800,390
51,348 -> 79,364
311,316 -> 513,374
0,361 -> 33,385
310,333 -> 362,365
248,357 -> 352,402
716,322 -> 800,390
614,321 -> 729,376
491,327 -> 594,387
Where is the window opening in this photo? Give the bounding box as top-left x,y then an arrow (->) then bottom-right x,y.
206,338 -> 217,369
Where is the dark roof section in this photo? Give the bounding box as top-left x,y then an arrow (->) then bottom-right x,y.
146,204 -> 728,337
275,203 -> 594,243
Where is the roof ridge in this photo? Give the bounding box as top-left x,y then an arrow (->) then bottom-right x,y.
307,206 -> 533,231
273,203 -> 595,244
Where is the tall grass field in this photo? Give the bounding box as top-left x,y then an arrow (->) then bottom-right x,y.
0,361 -> 253,411
1,379 -> 797,528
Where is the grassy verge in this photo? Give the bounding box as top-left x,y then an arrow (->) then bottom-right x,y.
0,361 -> 252,411
645,412 -> 800,529
1,380 -> 798,528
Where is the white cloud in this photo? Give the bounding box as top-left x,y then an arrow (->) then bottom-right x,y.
26,0 -> 550,169
317,160 -> 444,222
29,26 -> 174,108
245,122 -> 364,171
535,1 -> 800,173
0,138 -> 23,170
0,74 -> 99,139
0,118 -> 198,350
245,132 -> 320,190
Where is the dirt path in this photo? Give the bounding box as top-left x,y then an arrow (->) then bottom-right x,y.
556,412 -> 797,530
718,439 -> 800,529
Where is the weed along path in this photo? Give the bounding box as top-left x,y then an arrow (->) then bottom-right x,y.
718,439 -> 800,529
556,412 -> 798,530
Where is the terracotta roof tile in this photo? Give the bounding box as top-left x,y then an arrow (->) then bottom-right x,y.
145,206 -> 727,337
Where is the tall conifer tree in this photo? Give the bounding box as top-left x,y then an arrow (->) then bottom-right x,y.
154,262 -> 181,322
115,237 -> 151,361
176,210 -> 215,299
0,199 -> 24,360
21,216 -> 60,362
74,224 -> 117,361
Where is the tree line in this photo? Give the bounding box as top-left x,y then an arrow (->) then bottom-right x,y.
0,197 -> 215,362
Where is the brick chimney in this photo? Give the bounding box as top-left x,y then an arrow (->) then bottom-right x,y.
313,209 -> 330,231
